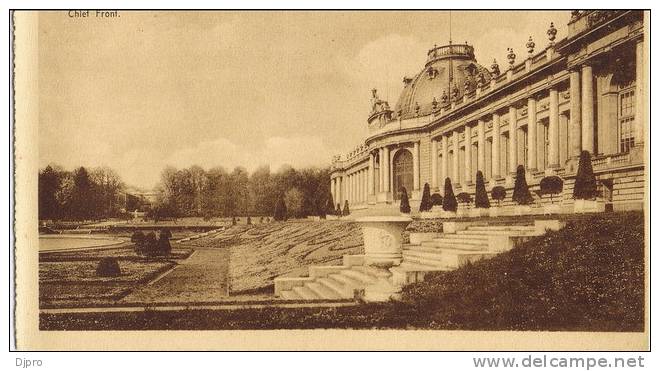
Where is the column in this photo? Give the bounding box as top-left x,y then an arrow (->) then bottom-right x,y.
581,64 -> 594,153
569,69 -> 582,157
413,141 -> 420,191
431,139 -> 438,190
492,113 -> 500,179
477,119 -> 485,172
452,131 -> 459,182
332,178 -> 337,205
635,39 -> 645,146
368,152 -> 375,196
508,106 -> 518,173
548,88 -> 559,167
348,174 -> 352,204
464,124 -> 472,183
361,170 -> 366,202
378,148 -> 384,193
527,97 -> 538,170
383,146 -> 390,193
337,176 -> 342,204
441,135 -> 449,187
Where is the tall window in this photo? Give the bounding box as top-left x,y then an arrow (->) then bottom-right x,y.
501,133 -> 509,174
521,126 -> 528,168
543,123 -> 549,169
619,88 -> 635,153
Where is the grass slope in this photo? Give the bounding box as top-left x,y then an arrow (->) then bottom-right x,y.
41,212 -> 644,331
182,220 -> 364,293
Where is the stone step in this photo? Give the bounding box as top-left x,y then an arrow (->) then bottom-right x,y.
440,233 -> 489,241
467,225 -> 537,232
316,277 -> 353,298
456,229 -> 540,236
292,285 -> 322,300
401,254 -> 450,268
307,282 -> 343,300
280,290 -> 303,300
329,272 -> 365,288
352,265 -> 392,279
432,237 -> 489,246
422,240 -> 488,251
339,268 -> 378,285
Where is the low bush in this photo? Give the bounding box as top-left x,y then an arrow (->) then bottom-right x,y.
491,186 -> 506,206
95,257 -> 121,277
430,193 -> 443,207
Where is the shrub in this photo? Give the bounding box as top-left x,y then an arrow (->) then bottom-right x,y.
540,176 -> 564,203
96,257 -> 121,277
457,192 -> 473,207
247,216 -> 252,225
155,228 -> 172,256
400,187 -> 411,214
138,231 -> 158,256
442,178 -> 457,212
419,183 -> 432,212
232,216 -> 237,225
491,186 -> 506,206
430,193 -> 443,207
130,230 -> 145,253
512,165 -> 533,205
573,150 -> 597,200
343,200 -> 350,216
474,171 -> 490,209
259,217 -> 264,223
274,195 -> 287,221
326,193 -> 335,216
336,203 -> 342,216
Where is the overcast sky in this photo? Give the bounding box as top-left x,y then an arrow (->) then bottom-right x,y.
38,10 -> 571,189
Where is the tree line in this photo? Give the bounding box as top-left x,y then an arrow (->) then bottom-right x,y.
38,165 -> 125,220
39,163 -> 335,221
154,165 -> 333,219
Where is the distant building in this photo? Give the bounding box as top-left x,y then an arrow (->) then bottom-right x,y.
330,11 -> 645,213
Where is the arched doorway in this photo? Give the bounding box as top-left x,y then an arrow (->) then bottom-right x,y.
392,149 -> 413,200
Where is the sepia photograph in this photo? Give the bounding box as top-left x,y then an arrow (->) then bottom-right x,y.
11,9 -> 649,351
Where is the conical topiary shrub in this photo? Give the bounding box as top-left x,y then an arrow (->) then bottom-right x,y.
326,192 -> 335,216
573,150 -> 597,200
274,195 -> 287,221
419,183 -> 432,212
512,165 -> 534,205
336,203 -> 341,216
474,171 -> 490,208
442,178 -> 457,212
399,187 -> 411,214
343,200 -> 350,216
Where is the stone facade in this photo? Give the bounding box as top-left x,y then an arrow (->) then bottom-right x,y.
330,11 -> 646,214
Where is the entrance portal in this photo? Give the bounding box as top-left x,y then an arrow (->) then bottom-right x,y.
393,149 -> 413,200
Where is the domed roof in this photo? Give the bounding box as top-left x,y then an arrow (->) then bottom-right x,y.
392,43 -> 493,120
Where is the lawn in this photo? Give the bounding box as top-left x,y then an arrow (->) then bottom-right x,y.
40,211 -> 645,331
39,246 -> 193,308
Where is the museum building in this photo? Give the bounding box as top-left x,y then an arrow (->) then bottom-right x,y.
329,11 -> 646,214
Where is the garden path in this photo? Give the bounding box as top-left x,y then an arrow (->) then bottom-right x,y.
120,247 -> 229,304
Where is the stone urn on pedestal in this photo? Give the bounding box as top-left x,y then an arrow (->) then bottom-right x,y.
355,216 -> 412,302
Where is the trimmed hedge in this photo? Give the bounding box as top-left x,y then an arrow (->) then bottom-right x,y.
400,187 -> 411,214
442,178 -> 457,212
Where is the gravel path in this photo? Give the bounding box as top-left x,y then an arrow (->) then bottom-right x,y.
121,247 -> 229,304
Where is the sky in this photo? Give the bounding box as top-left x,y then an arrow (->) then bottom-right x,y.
38,10 -> 571,189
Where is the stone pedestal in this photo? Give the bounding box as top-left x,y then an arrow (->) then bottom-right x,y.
356,216 -> 412,266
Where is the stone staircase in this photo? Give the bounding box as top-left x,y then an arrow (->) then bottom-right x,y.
274,220 -> 563,302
